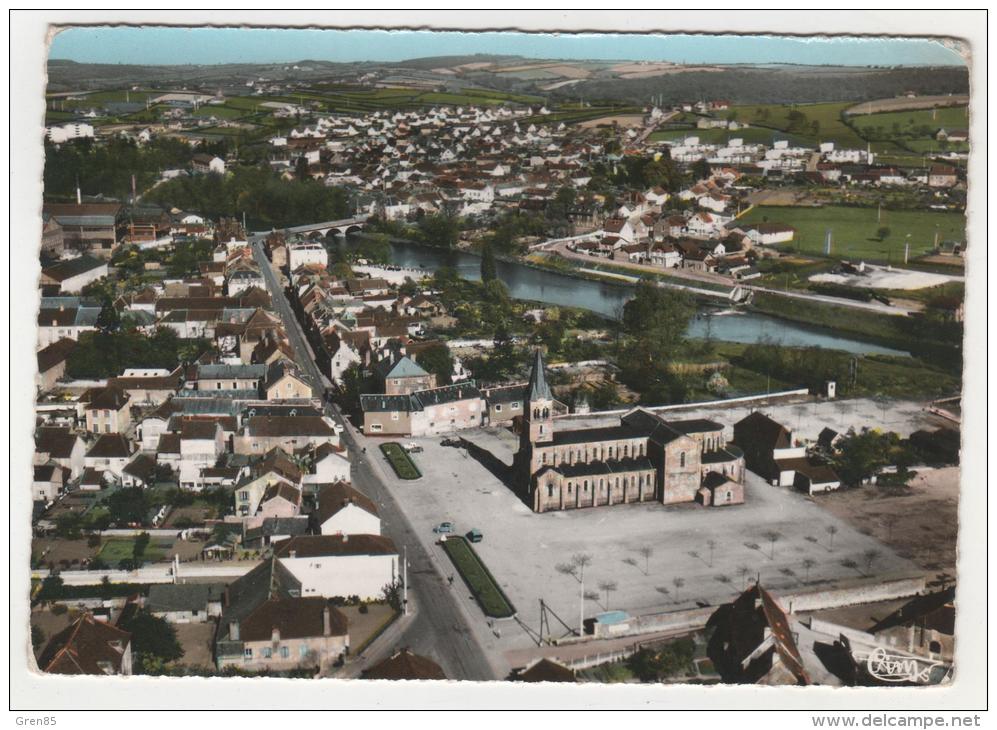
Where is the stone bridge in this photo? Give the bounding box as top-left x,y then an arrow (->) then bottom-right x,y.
253,216 -> 369,239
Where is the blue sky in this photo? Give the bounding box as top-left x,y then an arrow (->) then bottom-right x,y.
49,27 -> 964,67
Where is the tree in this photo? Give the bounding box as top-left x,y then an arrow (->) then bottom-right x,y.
598,580 -> 618,610
480,242 -> 497,283
117,609 -> 184,667
105,487 -> 150,527
415,344 -> 454,386
132,532 -> 151,562
672,577 -> 685,601
416,213 -> 460,249
706,539 -> 717,568
862,549 -> 882,574
826,525 -> 839,551
762,531 -> 781,559
802,558 -> 817,583
691,158 -> 711,182
638,546 -> 653,575
877,226 -> 892,242
38,574 -> 65,602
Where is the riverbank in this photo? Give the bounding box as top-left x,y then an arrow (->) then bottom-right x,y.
335,233 -> 938,359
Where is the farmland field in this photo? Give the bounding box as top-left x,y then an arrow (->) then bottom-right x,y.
736,205 -> 966,260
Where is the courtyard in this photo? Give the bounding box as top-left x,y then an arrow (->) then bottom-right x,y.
376,404 -> 924,653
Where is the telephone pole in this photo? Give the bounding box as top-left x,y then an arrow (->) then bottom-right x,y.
403,545 -> 409,616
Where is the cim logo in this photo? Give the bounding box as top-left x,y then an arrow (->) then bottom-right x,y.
864,647 -> 944,684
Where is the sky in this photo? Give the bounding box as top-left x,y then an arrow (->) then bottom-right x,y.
48,27 -> 965,67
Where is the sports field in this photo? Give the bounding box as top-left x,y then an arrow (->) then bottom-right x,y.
736,205 -> 966,260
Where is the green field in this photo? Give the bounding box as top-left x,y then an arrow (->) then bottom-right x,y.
441,536 -> 515,618
98,537 -> 169,565
379,443 -> 422,480
728,102 -> 867,148
736,205 -> 966,260
848,106 -> 969,154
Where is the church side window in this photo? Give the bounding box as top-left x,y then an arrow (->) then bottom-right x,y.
680,452 -> 686,468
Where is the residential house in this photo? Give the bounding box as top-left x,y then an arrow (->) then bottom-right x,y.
196,363 -> 266,392
178,420 -> 226,490
302,443 -> 351,486
362,649 -> 446,680
32,463 -> 67,502
145,583 -> 226,624
39,256 -> 109,294
84,387 -> 131,435
37,613 -> 132,676
263,359 -> 313,400
192,153 -> 226,175
34,426 -> 87,480
36,297 -> 101,347
311,481 -> 381,536
235,415 -> 339,455
706,583 -> 811,686
374,356 -> 436,396
36,338 -> 76,391
214,558 -> 349,672
360,381 -> 485,437
232,448 -> 303,519
84,433 -> 134,478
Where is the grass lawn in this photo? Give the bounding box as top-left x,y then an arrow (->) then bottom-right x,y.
736,205 -> 966,261
713,341 -> 960,400
848,105 -> 969,136
380,443 -> 422,480
441,536 -> 515,619
98,537 -> 170,565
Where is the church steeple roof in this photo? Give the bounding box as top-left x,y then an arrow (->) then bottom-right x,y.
527,349 -> 552,402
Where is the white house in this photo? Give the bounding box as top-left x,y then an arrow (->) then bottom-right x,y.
46,122 -> 95,144
178,420 -> 225,490
288,241 -> 329,271
40,256 -> 109,294
274,534 -> 399,601
303,443 -> 351,485
311,482 -> 380,536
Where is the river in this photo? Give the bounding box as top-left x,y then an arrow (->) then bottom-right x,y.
333,237 -> 907,357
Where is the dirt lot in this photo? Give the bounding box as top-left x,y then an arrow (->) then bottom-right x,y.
32,538 -> 100,569
814,467 -> 959,577
174,621 -> 216,668
162,504 -> 215,528
578,114 -> 646,129
846,95 -> 970,115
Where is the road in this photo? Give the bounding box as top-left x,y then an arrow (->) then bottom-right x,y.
249,238 -> 499,681
550,240 -> 914,316
249,239 -> 329,394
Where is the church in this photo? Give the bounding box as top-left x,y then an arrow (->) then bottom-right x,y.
514,350 -> 746,513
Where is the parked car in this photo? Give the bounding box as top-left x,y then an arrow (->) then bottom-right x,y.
466,528 -> 483,543
404,442 -> 424,454
433,522 -> 454,534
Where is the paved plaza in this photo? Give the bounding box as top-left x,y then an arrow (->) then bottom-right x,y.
372,397 -> 924,654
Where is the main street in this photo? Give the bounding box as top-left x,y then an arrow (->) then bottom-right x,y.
249,237 -> 500,680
